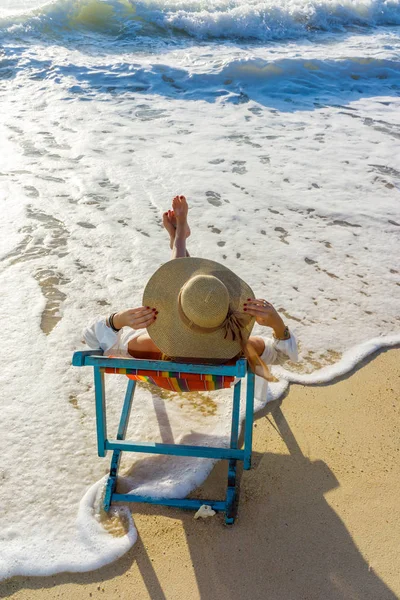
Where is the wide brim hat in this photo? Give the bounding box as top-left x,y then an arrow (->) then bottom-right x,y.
143,257 -> 255,362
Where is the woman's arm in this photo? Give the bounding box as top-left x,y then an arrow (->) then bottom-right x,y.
112,307 -> 156,330
244,299 -> 288,338
83,307 -> 156,357
245,299 -> 298,364
245,299 -> 299,402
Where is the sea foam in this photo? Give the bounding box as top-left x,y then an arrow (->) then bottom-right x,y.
2,0 -> 400,40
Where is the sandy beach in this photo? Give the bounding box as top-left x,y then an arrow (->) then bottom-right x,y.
1,347 -> 399,600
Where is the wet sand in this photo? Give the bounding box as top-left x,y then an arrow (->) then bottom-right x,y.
2,348 -> 399,600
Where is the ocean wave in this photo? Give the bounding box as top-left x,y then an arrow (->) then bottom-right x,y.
2,49 -> 398,114
3,53 -> 398,104
1,0 -> 400,41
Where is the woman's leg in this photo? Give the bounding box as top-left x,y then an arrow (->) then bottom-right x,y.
162,207 -> 190,256
128,332 -> 266,361
247,336 -> 265,356
162,195 -> 190,259
171,195 -> 188,258
128,196 -> 191,359
127,333 -> 162,359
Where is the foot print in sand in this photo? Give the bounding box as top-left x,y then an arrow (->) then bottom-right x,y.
1,207 -> 69,265
1,207 -> 71,334
369,164 -> 400,190
135,106 -> 168,121
248,106 -> 263,116
206,191 -> 222,207
34,268 -> 70,335
77,222 -> 96,229
231,182 -> 249,196
328,219 -> 361,228
278,307 -> 302,323
75,259 -> 94,274
275,227 -> 289,245
97,299 -> 111,306
304,257 -> 340,279
82,193 -> 108,211
227,134 -> 261,149
136,228 -> 150,237
208,225 -> 221,234
232,161 -> 247,175
372,175 -> 395,189
99,178 -> 119,192
24,185 -> 39,198
68,394 -> 79,410
300,349 -> 343,371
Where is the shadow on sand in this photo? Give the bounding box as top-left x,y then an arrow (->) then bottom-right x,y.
1,395 -> 397,600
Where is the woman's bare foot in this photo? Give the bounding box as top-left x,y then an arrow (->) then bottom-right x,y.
163,197 -> 191,249
171,195 -> 189,258
162,210 -> 176,249
170,209 -> 191,239
172,195 -> 188,232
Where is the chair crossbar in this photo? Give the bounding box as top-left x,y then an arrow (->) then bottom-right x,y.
72,350 -> 255,524
111,495 -> 227,511
105,440 -> 245,460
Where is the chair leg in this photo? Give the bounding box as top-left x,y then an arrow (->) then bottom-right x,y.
244,371 -> 255,470
94,367 -> 107,458
104,379 -> 136,512
224,381 -> 241,523
225,458 -> 238,525
230,380 -> 241,449
104,450 -> 120,512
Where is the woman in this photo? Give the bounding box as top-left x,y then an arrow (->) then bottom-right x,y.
84,195 -> 298,387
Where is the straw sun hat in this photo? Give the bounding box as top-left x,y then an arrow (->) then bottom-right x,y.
143,257 -> 256,362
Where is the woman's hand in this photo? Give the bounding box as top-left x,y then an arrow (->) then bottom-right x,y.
112,307 -> 157,330
244,299 -> 286,338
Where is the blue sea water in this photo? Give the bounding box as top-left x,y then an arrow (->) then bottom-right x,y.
1,1 -> 399,118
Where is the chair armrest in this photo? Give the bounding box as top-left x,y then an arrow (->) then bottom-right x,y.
72,349 -> 104,367
72,352 -> 247,377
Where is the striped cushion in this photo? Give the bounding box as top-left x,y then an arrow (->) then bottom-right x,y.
103,367 -> 234,392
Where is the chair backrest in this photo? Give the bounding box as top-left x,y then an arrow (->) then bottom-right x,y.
104,366 -> 234,392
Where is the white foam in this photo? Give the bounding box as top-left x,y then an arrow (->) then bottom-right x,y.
2,0 -> 400,39
275,334 -> 400,384
140,0 -> 400,40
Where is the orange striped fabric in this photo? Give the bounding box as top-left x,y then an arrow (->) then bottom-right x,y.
103,366 -> 234,392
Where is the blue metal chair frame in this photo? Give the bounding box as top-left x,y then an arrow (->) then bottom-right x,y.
72,350 -> 255,524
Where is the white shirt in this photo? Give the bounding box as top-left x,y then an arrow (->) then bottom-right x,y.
83,317 -> 298,402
